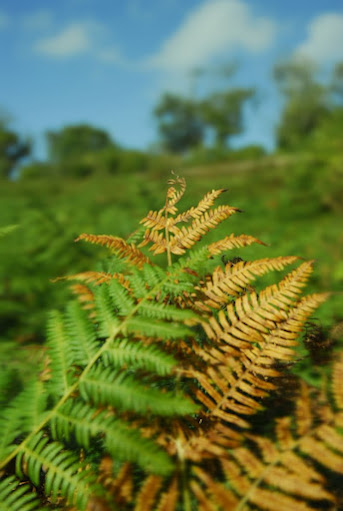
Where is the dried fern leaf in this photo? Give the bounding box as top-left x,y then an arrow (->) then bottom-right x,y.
156,478 -> 178,511
295,381 -> 313,436
75,233 -> 151,268
134,475 -> 163,511
332,352 -> 343,410
69,283 -> 95,311
194,467 -> 239,508
199,256 -> 299,308
166,174 -> 186,210
169,205 -> 239,255
53,271 -> 131,290
208,233 -> 266,256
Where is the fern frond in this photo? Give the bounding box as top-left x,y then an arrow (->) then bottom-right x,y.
138,301 -> 197,322
53,271 -> 131,291
16,432 -> 101,510
202,261 -> 315,352
207,233 -> 266,256
65,302 -> 99,365
134,474 -> 163,511
170,205 -> 240,254
46,311 -> 75,399
102,338 -> 177,376
69,283 -> 95,311
0,475 -> 47,511
223,371 -> 343,511
166,174 -> 186,210
141,206 -> 239,255
332,351 -> 343,410
75,233 -> 151,268
125,316 -> 193,340
50,401 -> 174,475
198,256 -> 299,308
80,367 -> 198,416
156,478 -> 178,511
107,279 -> 135,316
93,285 -> 120,337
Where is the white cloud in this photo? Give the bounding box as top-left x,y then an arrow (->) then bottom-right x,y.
295,13 -> 343,63
97,47 -> 121,63
33,22 -> 103,57
146,0 -> 277,72
0,10 -> 9,29
23,10 -> 53,31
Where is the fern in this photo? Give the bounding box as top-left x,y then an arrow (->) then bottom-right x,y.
0,176 -> 342,510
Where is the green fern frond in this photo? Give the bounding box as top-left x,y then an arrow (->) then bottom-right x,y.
125,316 -> 193,340
93,285 -> 120,337
0,475 -> 47,511
65,301 -> 99,365
16,432 -> 101,510
102,338 -> 177,376
50,400 -> 174,475
107,279 -> 135,316
80,367 -> 198,416
46,311 -> 75,399
138,301 -> 197,322
0,398 -> 27,460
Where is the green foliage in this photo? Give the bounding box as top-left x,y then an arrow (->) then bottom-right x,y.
273,57 -> 343,150
0,177 -> 342,511
154,93 -> 204,153
46,124 -> 115,165
200,88 -> 255,147
0,119 -> 31,178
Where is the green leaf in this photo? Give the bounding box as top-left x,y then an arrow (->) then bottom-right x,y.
80,367 -> 198,416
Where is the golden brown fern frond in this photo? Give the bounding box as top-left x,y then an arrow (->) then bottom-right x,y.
166,174 -> 186,211
332,351 -> 343,411
169,206 -> 239,255
75,233 -> 151,268
141,205 -> 239,255
208,233 -> 266,256
98,459 -> 134,507
53,270 -> 131,290
69,283 -> 95,312
172,188 -> 228,225
156,478 -> 178,511
216,368 -> 343,511
197,256 -> 299,309
134,475 -> 163,511
192,288 -> 329,431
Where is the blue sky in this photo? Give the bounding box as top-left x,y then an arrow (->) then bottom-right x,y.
1,0 -> 343,159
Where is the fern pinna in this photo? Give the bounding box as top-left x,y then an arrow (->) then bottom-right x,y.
1,175 -> 342,511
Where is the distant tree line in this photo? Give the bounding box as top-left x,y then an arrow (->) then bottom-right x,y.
0,58 -> 343,179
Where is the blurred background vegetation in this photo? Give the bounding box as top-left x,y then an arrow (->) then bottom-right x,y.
1,57 -> 343,392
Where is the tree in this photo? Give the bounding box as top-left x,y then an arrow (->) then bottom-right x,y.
46,124 -> 115,165
0,120 -> 31,178
200,88 -> 255,148
331,61 -> 343,103
273,58 -> 330,150
154,93 -> 204,153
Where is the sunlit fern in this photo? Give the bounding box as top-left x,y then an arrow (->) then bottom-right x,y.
0,175 -> 342,511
